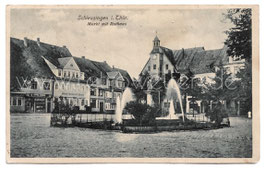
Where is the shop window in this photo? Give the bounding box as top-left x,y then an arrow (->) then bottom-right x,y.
91,99 -> 97,108
43,82 -> 50,90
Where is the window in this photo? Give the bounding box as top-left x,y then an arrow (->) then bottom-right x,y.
68,71 -> 70,77
90,99 -> 97,108
62,84 -> 65,90
102,78 -> 107,85
12,97 -> 17,106
76,72 -> 79,78
81,99 -> 85,106
58,70 -> 62,76
85,100 -> 88,106
18,98 -> 22,106
91,88 -> 96,96
31,80 -> 37,89
148,66 -> 151,71
64,71 -> 66,77
153,64 -> 156,70
72,72 -> 75,78
43,82 -> 50,90
166,64 -> 169,70
99,89 -> 103,96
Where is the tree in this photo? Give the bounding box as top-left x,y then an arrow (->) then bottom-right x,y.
224,8 -> 252,62
224,8 -> 252,115
124,101 -> 157,126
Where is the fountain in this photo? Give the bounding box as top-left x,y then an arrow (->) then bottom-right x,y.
165,78 -> 185,122
115,87 -> 134,123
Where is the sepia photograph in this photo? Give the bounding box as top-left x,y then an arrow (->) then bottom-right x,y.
6,5 -> 259,163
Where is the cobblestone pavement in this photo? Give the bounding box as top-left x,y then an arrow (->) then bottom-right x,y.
10,114 -> 252,158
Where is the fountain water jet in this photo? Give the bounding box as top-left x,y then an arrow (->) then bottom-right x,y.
166,78 -> 185,122
115,87 -> 134,123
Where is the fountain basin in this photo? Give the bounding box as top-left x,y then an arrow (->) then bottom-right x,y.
121,119 -> 216,133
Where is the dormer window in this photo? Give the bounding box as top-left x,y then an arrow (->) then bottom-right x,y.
31,80 -> 38,89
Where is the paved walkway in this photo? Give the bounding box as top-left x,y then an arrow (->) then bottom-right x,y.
10,114 -> 252,158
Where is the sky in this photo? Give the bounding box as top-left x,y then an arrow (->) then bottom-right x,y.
10,6 -> 233,78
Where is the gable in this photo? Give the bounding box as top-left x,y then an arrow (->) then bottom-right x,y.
63,57 -> 80,71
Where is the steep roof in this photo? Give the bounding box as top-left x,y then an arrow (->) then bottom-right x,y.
10,38 -> 60,78
91,60 -> 113,74
112,67 -> 133,86
73,57 -> 104,78
173,47 -> 205,73
10,37 -> 61,90
175,46 -> 228,74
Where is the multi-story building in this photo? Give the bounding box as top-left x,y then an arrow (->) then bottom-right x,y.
140,35 -> 246,116
10,37 -> 132,113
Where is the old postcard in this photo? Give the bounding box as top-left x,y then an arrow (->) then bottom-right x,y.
6,5 -> 259,163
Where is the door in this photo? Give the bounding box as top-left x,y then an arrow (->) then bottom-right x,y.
25,98 -> 34,113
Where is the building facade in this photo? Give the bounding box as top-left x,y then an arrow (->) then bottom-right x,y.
10,37 -> 132,113
140,36 -> 246,116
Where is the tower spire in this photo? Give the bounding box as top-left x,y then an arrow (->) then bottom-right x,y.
153,31 -> 160,48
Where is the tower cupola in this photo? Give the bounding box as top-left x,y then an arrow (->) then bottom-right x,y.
153,35 -> 160,48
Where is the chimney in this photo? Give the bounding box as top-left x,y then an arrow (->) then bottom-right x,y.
63,45 -> 66,48
112,65 -> 115,69
23,37 -> 28,47
37,37 -> 40,47
82,56 -> 85,59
